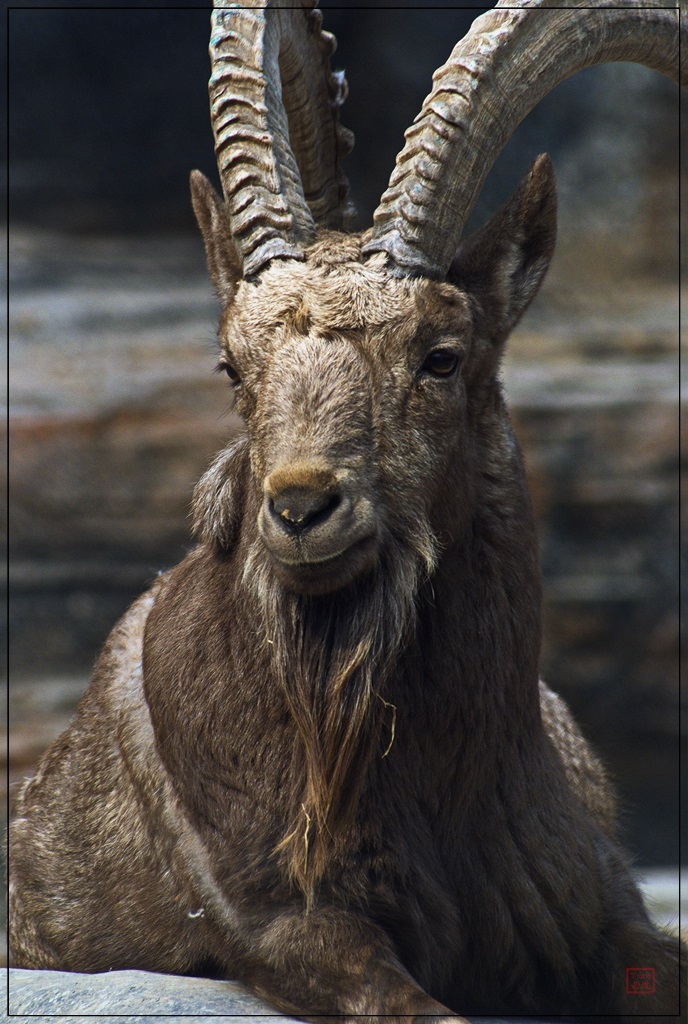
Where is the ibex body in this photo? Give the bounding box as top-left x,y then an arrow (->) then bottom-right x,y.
9,1 -> 685,1020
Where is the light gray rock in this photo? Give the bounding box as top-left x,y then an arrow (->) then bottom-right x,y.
6,967 -> 295,1020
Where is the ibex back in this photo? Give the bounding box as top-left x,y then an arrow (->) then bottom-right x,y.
9,1 -> 686,1020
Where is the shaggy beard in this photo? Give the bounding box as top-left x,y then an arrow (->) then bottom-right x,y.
242,525 -> 438,902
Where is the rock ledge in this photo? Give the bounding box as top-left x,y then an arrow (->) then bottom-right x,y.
7,966 -> 295,1021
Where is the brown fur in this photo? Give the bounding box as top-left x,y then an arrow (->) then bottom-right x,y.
9,157 -> 685,1022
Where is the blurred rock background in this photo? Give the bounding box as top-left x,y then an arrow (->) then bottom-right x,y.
5,0 -> 684,937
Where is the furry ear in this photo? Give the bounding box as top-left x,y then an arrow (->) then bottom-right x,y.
190,170 -> 242,304
192,435 -> 249,550
449,154 -> 557,344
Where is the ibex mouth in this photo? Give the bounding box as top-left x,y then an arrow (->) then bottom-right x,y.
267,532 -> 380,596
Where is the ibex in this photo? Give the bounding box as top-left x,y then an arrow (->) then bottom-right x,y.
9,1 -> 685,1019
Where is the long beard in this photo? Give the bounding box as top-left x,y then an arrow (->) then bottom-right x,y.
243,528 -> 437,903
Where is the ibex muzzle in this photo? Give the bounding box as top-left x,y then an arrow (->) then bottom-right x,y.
265,464 -> 344,538
261,458 -> 379,594
9,2 -> 685,1022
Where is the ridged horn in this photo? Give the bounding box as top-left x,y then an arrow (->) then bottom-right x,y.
209,0 -> 354,278
280,3 -> 355,230
361,0 -> 683,279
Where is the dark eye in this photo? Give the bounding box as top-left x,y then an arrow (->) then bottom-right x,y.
220,361 -> 241,385
421,348 -> 460,378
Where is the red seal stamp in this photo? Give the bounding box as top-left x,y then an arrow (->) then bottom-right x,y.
626,967 -> 656,995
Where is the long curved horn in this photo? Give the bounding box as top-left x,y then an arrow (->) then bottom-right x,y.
209,0 -> 353,278
361,0 -> 683,279
280,4 -> 355,231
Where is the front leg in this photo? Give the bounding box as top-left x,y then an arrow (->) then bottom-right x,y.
235,905 -> 466,1024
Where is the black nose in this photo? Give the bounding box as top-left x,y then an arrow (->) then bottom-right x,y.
269,486 -> 341,535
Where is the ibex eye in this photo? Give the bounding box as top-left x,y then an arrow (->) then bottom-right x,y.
221,362 -> 241,385
422,349 -> 460,378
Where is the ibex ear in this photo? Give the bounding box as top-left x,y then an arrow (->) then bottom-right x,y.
190,170 -> 242,304
192,435 -> 249,551
448,154 -> 557,343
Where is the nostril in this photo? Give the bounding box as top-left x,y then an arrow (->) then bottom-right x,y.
270,489 -> 341,534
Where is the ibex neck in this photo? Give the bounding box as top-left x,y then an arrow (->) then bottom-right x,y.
396,458 -> 544,762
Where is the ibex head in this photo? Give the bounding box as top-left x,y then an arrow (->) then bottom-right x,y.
190,0 -> 680,605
